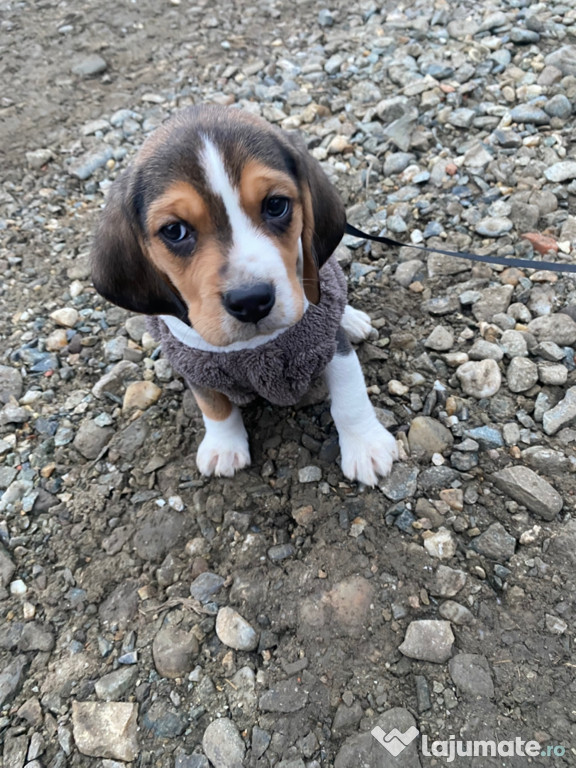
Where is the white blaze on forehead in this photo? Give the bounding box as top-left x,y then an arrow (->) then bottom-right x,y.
199,137 -> 288,285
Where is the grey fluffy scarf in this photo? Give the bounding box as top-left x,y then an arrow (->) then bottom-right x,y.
147,256 -> 348,407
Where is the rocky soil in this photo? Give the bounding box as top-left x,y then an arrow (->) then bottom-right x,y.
1,0 -> 576,766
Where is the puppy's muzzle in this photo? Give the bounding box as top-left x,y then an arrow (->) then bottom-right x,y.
222,283 -> 276,324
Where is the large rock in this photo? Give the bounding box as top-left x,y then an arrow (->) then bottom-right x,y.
71,702 -> 138,761
492,466 -> 563,520
398,620 -> 454,663
335,708 -> 421,768
449,654 -> 494,698
202,718 -> 246,768
543,387 -> 576,435
408,416 -> 453,460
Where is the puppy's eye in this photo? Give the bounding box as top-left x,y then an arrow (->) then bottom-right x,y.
160,222 -> 194,243
263,196 -> 291,219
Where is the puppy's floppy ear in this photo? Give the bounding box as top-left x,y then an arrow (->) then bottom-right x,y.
285,132 -> 346,304
90,166 -> 187,318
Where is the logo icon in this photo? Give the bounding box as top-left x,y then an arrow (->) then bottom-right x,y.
372,726 -> 420,756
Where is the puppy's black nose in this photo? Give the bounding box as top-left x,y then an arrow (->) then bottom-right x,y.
222,283 -> 276,324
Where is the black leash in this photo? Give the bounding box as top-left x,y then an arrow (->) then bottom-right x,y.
344,222 -> 576,275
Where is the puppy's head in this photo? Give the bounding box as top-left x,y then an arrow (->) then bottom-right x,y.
91,105 -> 346,346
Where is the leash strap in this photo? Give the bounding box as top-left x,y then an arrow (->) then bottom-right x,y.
344,222 -> 576,274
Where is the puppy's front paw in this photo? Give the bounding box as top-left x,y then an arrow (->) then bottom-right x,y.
197,433 -> 251,477
339,422 -> 398,486
341,305 -> 375,343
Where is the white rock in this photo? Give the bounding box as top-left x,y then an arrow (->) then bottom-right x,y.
423,527 -> 457,560
50,307 -> 79,328
456,359 -> 501,398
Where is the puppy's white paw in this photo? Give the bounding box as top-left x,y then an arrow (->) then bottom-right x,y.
197,433 -> 251,477
341,305 -> 374,343
196,406 -> 251,477
339,421 -> 398,487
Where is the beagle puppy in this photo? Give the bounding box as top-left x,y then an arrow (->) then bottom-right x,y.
91,104 -> 398,485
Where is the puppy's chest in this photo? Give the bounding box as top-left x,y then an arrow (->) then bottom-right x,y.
147,256 -> 349,407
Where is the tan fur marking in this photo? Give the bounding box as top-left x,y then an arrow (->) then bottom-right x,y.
145,181 -> 231,345
300,183 -> 320,304
191,387 -> 232,421
146,181 -> 212,237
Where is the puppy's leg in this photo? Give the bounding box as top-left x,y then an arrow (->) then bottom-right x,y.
325,329 -> 398,486
191,386 -> 251,477
341,304 -> 374,343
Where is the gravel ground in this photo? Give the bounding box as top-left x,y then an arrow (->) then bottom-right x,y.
1,0 -> 576,766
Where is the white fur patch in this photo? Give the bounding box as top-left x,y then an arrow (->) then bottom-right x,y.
196,405 -> 251,477
325,350 -> 398,486
200,138 -> 298,327
341,305 -> 375,343
160,314 -> 289,353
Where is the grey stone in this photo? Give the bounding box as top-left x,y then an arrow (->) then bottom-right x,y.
394,259 -> 423,287
133,509 -> 184,561
439,601 -> 474,625
449,654 -> 494,698
527,314 -> 576,344
492,465 -> 563,520
510,201 -> 540,231
335,707 -> 421,768
408,416 -> 453,460
317,9 -> 335,27
471,522 -> 516,560
92,360 -> 139,399
521,446 -> 569,475
399,620 -> 454,663
0,545 -> 16,587
298,465 -> 322,483
510,28 -> 540,44
152,624 -> 199,679
141,698 -> 187,738
69,147 -> 114,180
544,161 -> 576,183
463,426 -> 503,449
95,667 -> 139,701
18,622 -> 54,652
509,105 -> 550,125
543,387 -> 576,435
431,565 -> 467,598
424,326 -> 454,351
384,152 -> 415,176
175,754 -> 210,768
544,95 -> 573,120
26,148 -> 53,169
0,657 -> 26,708
216,607 -> 258,651
544,46 -> 576,77
468,339 -> 503,361
190,572 -> 225,603
71,54 -> 108,77
548,520 -> 576,568
506,357 -> 538,393
449,107 -> 476,128
71,702 -> 139,761
472,285 -> 514,322
538,363 -> 567,386
475,217 -> 513,237
73,420 -> 114,459
251,726 -> 271,759
379,464 -> 419,501
259,677 -> 308,712
500,330 -> 528,358
0,365 -> 23,404
332,701 -> 363,736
